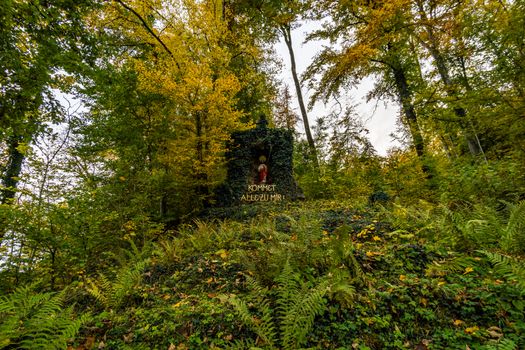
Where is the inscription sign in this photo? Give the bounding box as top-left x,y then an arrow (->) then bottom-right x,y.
241,184 -> 284,202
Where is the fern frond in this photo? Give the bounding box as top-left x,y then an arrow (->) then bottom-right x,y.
0,285 -> 89,349
223,263 -> 329,349
327,269 -> 357,307
224,294 -> 277,348
275,260 -> 300,316
86,259 -> 146,309
244,276 -> 269,303
86,276 -> 109,308
280,279 -> 328,350
479,250 -> 525,290
154,238 -> 183,264
480,337 -> 518,350
426,256 -> 477,277
494,338 -> 517,350
502,200 -> 525,253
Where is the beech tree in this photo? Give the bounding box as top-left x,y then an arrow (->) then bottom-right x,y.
305,0 -> 433,176
0,0 -> 97,206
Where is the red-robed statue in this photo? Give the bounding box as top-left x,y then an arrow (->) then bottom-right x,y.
258,156 -> 268,184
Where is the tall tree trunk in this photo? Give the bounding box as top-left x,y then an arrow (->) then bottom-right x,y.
280,24 -> 319,167
390,57 -> 433,178
194,110 -> 211,207
1,135 -> 25,204
416,0 -> 486,159
0,135 -> 26,243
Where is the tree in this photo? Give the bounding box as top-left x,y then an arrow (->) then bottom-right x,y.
225,0 -> 319,165
0,0 -> 98,205
273,84 -> 300,132
304,0 -> 433,176
280,21 -> 318,164
412,0 -> 485,159
74,0 -> 269,218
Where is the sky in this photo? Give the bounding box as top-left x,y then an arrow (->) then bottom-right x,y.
273,21 -> 401,156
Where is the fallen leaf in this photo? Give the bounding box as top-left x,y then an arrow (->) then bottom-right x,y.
464,267 -> 474,274
453,319 -> 464,326
123,333 -> 133,343
487,326 -> 503,339
172,301 -> 185,308
465,326 -> 479,334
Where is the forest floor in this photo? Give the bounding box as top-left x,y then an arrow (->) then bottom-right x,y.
73,200 -> 524,350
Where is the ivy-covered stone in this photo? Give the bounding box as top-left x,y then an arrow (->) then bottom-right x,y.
214,116 -> 303,206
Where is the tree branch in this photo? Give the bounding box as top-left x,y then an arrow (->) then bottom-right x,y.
114,0 -> 181,70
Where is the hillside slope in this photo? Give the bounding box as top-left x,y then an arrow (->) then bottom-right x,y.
66,201 -> 525,350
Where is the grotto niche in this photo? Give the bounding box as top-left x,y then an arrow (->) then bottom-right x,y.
214,115 -> 303,206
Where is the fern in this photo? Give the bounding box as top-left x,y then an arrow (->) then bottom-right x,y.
280,282 -> 328,349
223,261 -> 329,350
450,201 -> 525,253
426,256 -> 478,277
86,259 -> 147,309
225,292 -> 277,348
500,200 -> 525,254
0,286 -> 89,349
480,337 -> 518,350
326,269 -> 356,307
312,236 -> 366,284
479,250 -> 525,291
154,238 -> 184,265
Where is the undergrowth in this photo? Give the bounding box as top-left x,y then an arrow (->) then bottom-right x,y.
1,200 -> 524,349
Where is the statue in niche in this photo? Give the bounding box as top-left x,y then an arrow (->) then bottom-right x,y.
258,155 -> 268,184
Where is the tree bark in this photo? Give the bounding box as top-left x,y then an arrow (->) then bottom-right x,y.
1,135 -> 25,204
390,57 -> 433,178
415,0 -> 485,159
280,24 -> 319,167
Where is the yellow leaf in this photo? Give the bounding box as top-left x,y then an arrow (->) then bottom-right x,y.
372,235 -> 381,241
453,319 -> 464,326
464,267 -> 474,274
172,301 -> 185,308
366,251 -> 383,257
215,249 -> 228,259
399,275 -> 406,281
465,326 -> 479,334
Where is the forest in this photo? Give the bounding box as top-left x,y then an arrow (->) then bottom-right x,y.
1,0 -> 524,349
